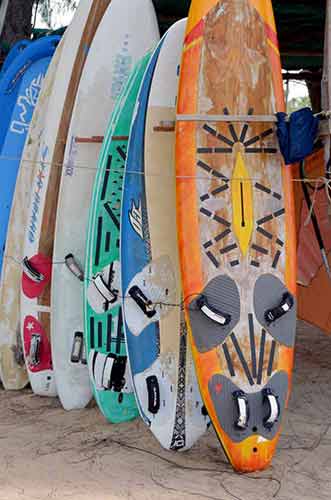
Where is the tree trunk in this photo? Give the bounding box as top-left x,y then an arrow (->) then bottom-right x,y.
0,0 -> 35,68
306,78 -> 322,113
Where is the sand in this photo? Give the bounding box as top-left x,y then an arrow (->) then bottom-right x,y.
0,320 -> 330,500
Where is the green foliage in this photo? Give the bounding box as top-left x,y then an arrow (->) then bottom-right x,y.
287,95 -> 311,114
37,0 -> 77,28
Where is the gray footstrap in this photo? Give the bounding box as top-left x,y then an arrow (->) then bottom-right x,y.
22,257 -> 44,283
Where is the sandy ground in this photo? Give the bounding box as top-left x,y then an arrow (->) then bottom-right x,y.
0,321 -> 330,500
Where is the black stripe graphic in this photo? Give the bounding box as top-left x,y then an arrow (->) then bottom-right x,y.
215,229 -> 231,242
214,214 -> 231,226
206,251 -> 219,268
272,250 -> 281,269
239,108 -> 253,143
261,128 -> 274,139
250,260 -> 260,268
230,333 -> 254,386
197,160 -> 212,173
200,193 -> 210,202
116,307 -> 123,354
252,244 -> 269,255
267,340 -> 277,376
220,243 -> 237,255
117,146 -> 126,161
222,343 -> 235,377
197,147 -> 213,154
257,227 -> 273,240
203,240 -> 213,249
230,260 -> 240,267
105,231 -> 111,253
200,207 -> 212,218
239,124 -> 249,143
106,314 -> 112,352
215,147 -> 232,154
98,321 -> 102,348
217,133 -> 234,147
203,124 -> 217,137
274,208 -> 285,218
257,214 -> 273,225
228,124 -> 239,143
212,170 -> 228,181
257,329 -> 266,385
95,217 -> 103,266
263,148 -> 278,154
104,202 -> 120,230
244,135 -> 260,147
248,313 -> 257,379
245,148 -> 277,154
212,184 -> 229,196
255,182 -> 271,195
90,317 -> 95,349
101,156 -> 111,201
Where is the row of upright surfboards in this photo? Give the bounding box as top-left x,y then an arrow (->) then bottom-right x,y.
0,0 -> 299,472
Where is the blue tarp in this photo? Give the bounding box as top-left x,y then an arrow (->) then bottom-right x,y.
276,108 -> 320,164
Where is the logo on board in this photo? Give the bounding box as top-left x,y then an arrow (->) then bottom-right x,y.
28,144 -> 48,244
129,200 -> 143,239
111,34 -> 132,100
10,73 -> 44,135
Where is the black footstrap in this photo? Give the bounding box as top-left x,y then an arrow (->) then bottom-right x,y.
265,292 -> 294,324
128,286 -> 156,318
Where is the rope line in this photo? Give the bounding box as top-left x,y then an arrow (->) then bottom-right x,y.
0,152 -> 330,184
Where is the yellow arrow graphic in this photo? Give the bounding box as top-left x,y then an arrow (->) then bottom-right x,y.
231,152 -> 253,256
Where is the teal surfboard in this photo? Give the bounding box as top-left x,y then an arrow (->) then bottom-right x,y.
84,53 -> 151,423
